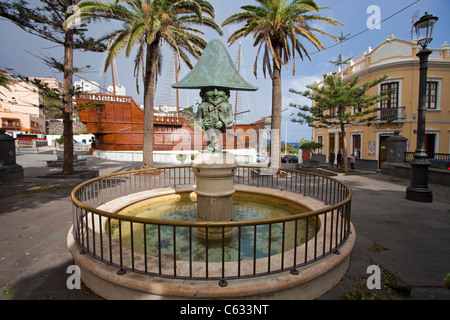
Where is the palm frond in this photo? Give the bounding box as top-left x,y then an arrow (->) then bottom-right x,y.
223,0 -> 342,76
133,39 -> 145,94
104,30 -> 130,71
125,21 -> 146,56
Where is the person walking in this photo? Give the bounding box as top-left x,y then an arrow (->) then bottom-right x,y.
329,150 -> 335,168
337,151 -> 343,168
351,154 -> 356,170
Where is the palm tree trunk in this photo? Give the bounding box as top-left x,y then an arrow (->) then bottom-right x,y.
142,40 -> 158,169
270,45 -> 282,170
62,28 -> 74,175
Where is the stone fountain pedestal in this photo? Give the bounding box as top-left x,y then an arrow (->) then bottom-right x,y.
192,152 -> 237,239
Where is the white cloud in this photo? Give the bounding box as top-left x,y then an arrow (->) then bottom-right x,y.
290,75 -> 321,91
284,75 -> 321,109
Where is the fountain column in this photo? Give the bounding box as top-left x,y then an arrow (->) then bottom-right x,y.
192,152 -> 237,239
172,38 -> 257,239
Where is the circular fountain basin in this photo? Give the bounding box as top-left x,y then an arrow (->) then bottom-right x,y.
109,190 -> 317,263
68,185 -> 355,300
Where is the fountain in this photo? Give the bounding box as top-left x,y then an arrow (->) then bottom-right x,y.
109,188 -> 317,264
68,39 -> 355,300
172,38 -> 257,240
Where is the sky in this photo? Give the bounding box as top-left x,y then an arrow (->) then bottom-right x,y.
1,0 -> 449,143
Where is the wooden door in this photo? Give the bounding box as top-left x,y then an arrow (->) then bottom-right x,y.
425,134 -> 436,156
379,135 -> 389,168
329,133 -> 335,155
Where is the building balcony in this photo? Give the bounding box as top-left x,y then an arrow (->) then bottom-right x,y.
1,125 -> 21,130
377,106 -> 406,122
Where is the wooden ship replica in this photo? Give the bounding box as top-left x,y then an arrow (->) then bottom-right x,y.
76,44 -> 268,153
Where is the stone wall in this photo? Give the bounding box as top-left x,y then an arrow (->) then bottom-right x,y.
46,120 -> 87,135
381,162 -> 450,187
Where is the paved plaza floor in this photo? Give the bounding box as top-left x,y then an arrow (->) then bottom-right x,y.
1,147 -> 449,300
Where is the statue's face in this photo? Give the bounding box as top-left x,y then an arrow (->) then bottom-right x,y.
203,88 -> 229,106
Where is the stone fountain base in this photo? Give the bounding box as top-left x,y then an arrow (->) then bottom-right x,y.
67,223 -> 355,300
192,152 -> 237,239
67,185 -> 355,300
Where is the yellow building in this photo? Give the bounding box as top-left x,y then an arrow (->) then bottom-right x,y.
312,36 -> 450,170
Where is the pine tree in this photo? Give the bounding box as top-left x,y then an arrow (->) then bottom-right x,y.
290,74 -> 391,172
0,0 -> 108,174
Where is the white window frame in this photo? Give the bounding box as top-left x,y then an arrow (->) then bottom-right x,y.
425,130 -> 440,154
316,134 -> 324,154
375,130 -> 396,163
426,77 -> 442,111
350,132 -> 363,159
378,78 -> 403,119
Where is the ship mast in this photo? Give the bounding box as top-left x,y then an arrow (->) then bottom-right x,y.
110,58 -> 116,95
175,53 -> 180,116
234,42 -> 242,128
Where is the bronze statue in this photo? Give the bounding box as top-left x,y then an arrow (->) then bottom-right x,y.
172,39 -> 257,151
197,87 -> 233,132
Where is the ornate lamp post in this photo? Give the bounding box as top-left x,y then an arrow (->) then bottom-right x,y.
406,12 -> 438,202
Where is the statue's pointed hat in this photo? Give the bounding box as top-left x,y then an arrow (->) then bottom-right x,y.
172,39 -> 258,91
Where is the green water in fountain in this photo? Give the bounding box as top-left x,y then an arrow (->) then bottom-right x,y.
110,198 -> 318,263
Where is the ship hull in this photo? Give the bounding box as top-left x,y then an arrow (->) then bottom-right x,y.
76,93 -> 265,152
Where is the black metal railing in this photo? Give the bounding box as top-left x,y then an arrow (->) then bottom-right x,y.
405,152 -> 450,169
71,166 -> 352,285
378,106 -> 406,121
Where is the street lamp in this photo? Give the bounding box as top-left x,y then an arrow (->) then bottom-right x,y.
414,12 -> 438,48
406,12 -> 438,203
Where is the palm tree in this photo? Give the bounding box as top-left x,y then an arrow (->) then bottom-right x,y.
78,0 -> 222,168
0,70 -> 16,93
222,0 -> 341,169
